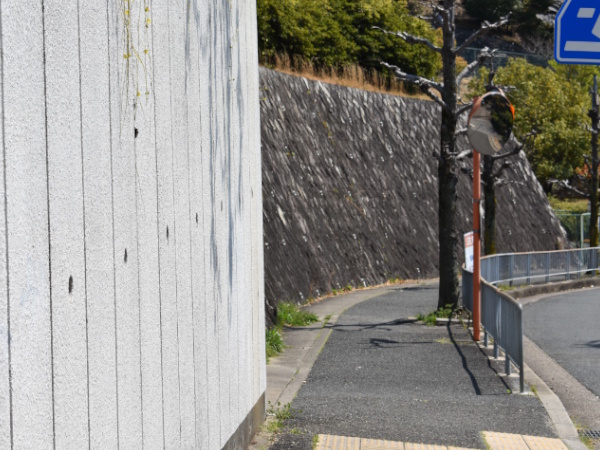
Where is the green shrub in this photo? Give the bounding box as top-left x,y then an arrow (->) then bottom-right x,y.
257,0 -> 442,80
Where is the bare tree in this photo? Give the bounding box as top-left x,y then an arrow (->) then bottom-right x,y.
376,1 -> 509,309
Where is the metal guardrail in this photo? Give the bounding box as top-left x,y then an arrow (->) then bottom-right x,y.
462,247 -> 599,394
462,270 -> 524,393
481,247 -> 600,287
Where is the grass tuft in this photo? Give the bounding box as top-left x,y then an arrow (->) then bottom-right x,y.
417,304 -> 454,326
264,402 -> 296,434
277,302 -> 319,327
266,328 -> 285,361
312,434 -> 320,449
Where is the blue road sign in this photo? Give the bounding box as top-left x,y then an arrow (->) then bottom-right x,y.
555,0 -> 600,64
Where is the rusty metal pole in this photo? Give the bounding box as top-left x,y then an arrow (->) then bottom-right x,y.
473,150 -> 481,341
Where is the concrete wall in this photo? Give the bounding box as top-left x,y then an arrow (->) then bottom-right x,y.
260,68 -> 567,319
0,0 -> 265,448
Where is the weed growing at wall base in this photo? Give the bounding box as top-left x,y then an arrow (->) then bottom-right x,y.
265,402 -> 295,434
266,302 -> 320,361
277,302 -> 319,327
266,328 -> 285,361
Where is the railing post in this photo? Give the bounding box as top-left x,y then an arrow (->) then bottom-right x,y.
566,251 -> 571,281
496,257 -> 500,285
581,214 -> 584,248
526,254 -> 531,285
546,253 -> 550,283
494,340 -> 499,359
509,254 -> 514,287
505,355 -> 511,376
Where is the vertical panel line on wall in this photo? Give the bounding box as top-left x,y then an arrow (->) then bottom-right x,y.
134,84 -> 145,450
184,6 -> 199,445
75,0 -> 92,444
106,0 -> 120,444
149,1 -> 167,445
166,0 -> 182,439
0,5 -> 14,445
40,1 -> 56,446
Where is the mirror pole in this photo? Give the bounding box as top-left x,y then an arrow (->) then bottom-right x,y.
473,149 -> 481,341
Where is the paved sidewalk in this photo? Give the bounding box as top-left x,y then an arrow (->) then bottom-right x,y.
251,282 -> 584,450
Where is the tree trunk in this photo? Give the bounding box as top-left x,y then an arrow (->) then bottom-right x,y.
590,127 -> 599,248
482,155 -> 496,255
589,76 -> 599,248
437,153 -> 460,309
437,0 -> 460,309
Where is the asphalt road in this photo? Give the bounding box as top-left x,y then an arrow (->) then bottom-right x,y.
270,285 -> 555,449
523,288 -> 600,397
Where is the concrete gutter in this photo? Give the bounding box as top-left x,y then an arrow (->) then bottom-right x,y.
507,276 -> 599,300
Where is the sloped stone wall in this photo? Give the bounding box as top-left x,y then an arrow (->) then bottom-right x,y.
260,68 -> 566,320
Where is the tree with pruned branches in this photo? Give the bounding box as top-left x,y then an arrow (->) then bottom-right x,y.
376,1 -> 509,310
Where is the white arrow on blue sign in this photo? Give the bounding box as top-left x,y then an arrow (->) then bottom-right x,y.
555,0 -> 600,64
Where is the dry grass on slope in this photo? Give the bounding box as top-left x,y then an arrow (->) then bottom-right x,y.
262,53 -> 432,101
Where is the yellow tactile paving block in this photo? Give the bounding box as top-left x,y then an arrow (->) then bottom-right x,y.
361,437 -> 404,449
315,435 -> 478,450
316,434 -> 361,450
483,432 -> 529,450
405,443 -> 446,450
521,435 -> 569,450
483,432 -> 568,450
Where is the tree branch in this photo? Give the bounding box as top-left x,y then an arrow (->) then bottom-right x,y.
456,48 -> 492,86
373,26 -> 442,53
454,14 -> 511,55
380,62 -> 443,92
457,103 -> 473,116
548,179 -> 590,198
423,87 -> 447,109
492,142 -> 523,161
381,61 -> 448,110
417,2 -> 451,15
455,149 -> 473,160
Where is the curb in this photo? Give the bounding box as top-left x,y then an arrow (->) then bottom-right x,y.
508,276 -> 599,300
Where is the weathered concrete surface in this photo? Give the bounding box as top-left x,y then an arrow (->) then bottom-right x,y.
260,68 -> 566,321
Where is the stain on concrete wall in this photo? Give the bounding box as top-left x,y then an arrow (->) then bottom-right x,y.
260,68 -> 566,321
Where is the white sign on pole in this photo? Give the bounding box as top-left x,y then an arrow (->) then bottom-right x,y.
464,232 -> 474,272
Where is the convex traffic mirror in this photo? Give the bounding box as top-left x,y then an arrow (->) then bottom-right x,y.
467,90 -> 515,156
